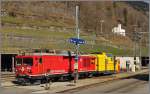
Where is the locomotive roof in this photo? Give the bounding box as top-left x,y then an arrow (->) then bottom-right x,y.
17,53 -> 95,57
17,53 -> 77,57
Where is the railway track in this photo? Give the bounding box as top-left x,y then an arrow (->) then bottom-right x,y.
56,76 -> 117,93
103,79 -> 146,93
1,71 -> 148,93
30,74 -> 116,93
56,72 -> 148,93
3,74 -> 117,89
1,72 -> 15,82
0,73 -> 17,88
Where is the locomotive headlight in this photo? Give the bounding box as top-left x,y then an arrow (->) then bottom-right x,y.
27,67 -> 31,70
15,69 -> 18,72
27,67 -> 32,73
21,67 -> 25,72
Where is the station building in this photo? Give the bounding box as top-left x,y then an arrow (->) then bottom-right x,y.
0,53 -> 17,73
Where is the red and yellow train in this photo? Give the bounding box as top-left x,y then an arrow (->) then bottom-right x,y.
15,51 -> 120,85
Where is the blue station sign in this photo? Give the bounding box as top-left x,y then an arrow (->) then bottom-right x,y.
69,38 -> 85,44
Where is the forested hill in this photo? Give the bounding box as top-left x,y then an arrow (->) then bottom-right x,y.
2,1 -> 148,34
126,1 -> 149,12
1,1 -> 149,55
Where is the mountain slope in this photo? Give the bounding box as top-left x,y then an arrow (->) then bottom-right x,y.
1,1 -> 149,56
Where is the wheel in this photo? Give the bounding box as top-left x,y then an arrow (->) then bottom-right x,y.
21,78 -> 31,86
33,80 -> 41,85
52,77 -> 59,82
60,76 -> 65,81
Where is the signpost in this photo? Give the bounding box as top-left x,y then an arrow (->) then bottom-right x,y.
68,6 -> 85,83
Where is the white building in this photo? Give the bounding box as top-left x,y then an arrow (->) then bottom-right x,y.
112,24 -> 126,36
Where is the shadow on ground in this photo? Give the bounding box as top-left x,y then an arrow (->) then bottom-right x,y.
125,73 -> 149,81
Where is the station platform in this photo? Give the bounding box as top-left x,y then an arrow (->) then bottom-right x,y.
1,68 -> 148,93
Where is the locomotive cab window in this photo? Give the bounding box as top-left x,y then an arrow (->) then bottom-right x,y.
23,58 -> 33,66
16,58 -> 22,65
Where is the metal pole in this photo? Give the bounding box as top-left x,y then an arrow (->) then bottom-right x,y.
138,28 -> 142,70
0,53 -> 2,87
76,6 -> 79,39
0,0 -> 2,87
133,25 -> 137,57
74,5 -> 79,83
92,32 -> 96,48
12,56 -> 15,73
138,31 -> 149,69
101,22 -> 102,34
100,20 -> 104,35
139,38 -> 142,70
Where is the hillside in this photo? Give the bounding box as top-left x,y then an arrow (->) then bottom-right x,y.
126,1 -> 149,13
1,1 -> 149,56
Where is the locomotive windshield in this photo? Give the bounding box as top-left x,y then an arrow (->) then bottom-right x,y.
23,58 -> 33,66
16,58 -> 22,65
16,57 -> 33,66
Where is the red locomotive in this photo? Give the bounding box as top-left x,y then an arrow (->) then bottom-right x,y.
15,53 -> 96,85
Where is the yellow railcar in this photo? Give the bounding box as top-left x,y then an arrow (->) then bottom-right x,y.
106,53 -> 115,72
91,52 -> 119,74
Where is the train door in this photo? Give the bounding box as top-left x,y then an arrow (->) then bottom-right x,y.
89,57 -> 96,72
114,59 -> 119,72
63,56 -> 71,74
68,52 -> 74,73
105,59 -> 108,72
83,57 -> 88,72
107,57 -> 115,72
115,59 -> 120,73
82,57 -> 90,72
95,55 -> 99,71
97,55 -> 106,72
86,57 -> 90,72
37,56 -> 44,74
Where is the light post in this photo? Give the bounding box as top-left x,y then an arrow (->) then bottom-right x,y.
132,25 -> 144,71
74,5 -> 79,83
137,31 -> 148,70
0,33 -> 1,87
131,24 -> 138,71
92,31 -> 96,49
69,5 -> 85,84
132,25 -> 138,57
100,20 -> 104,35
